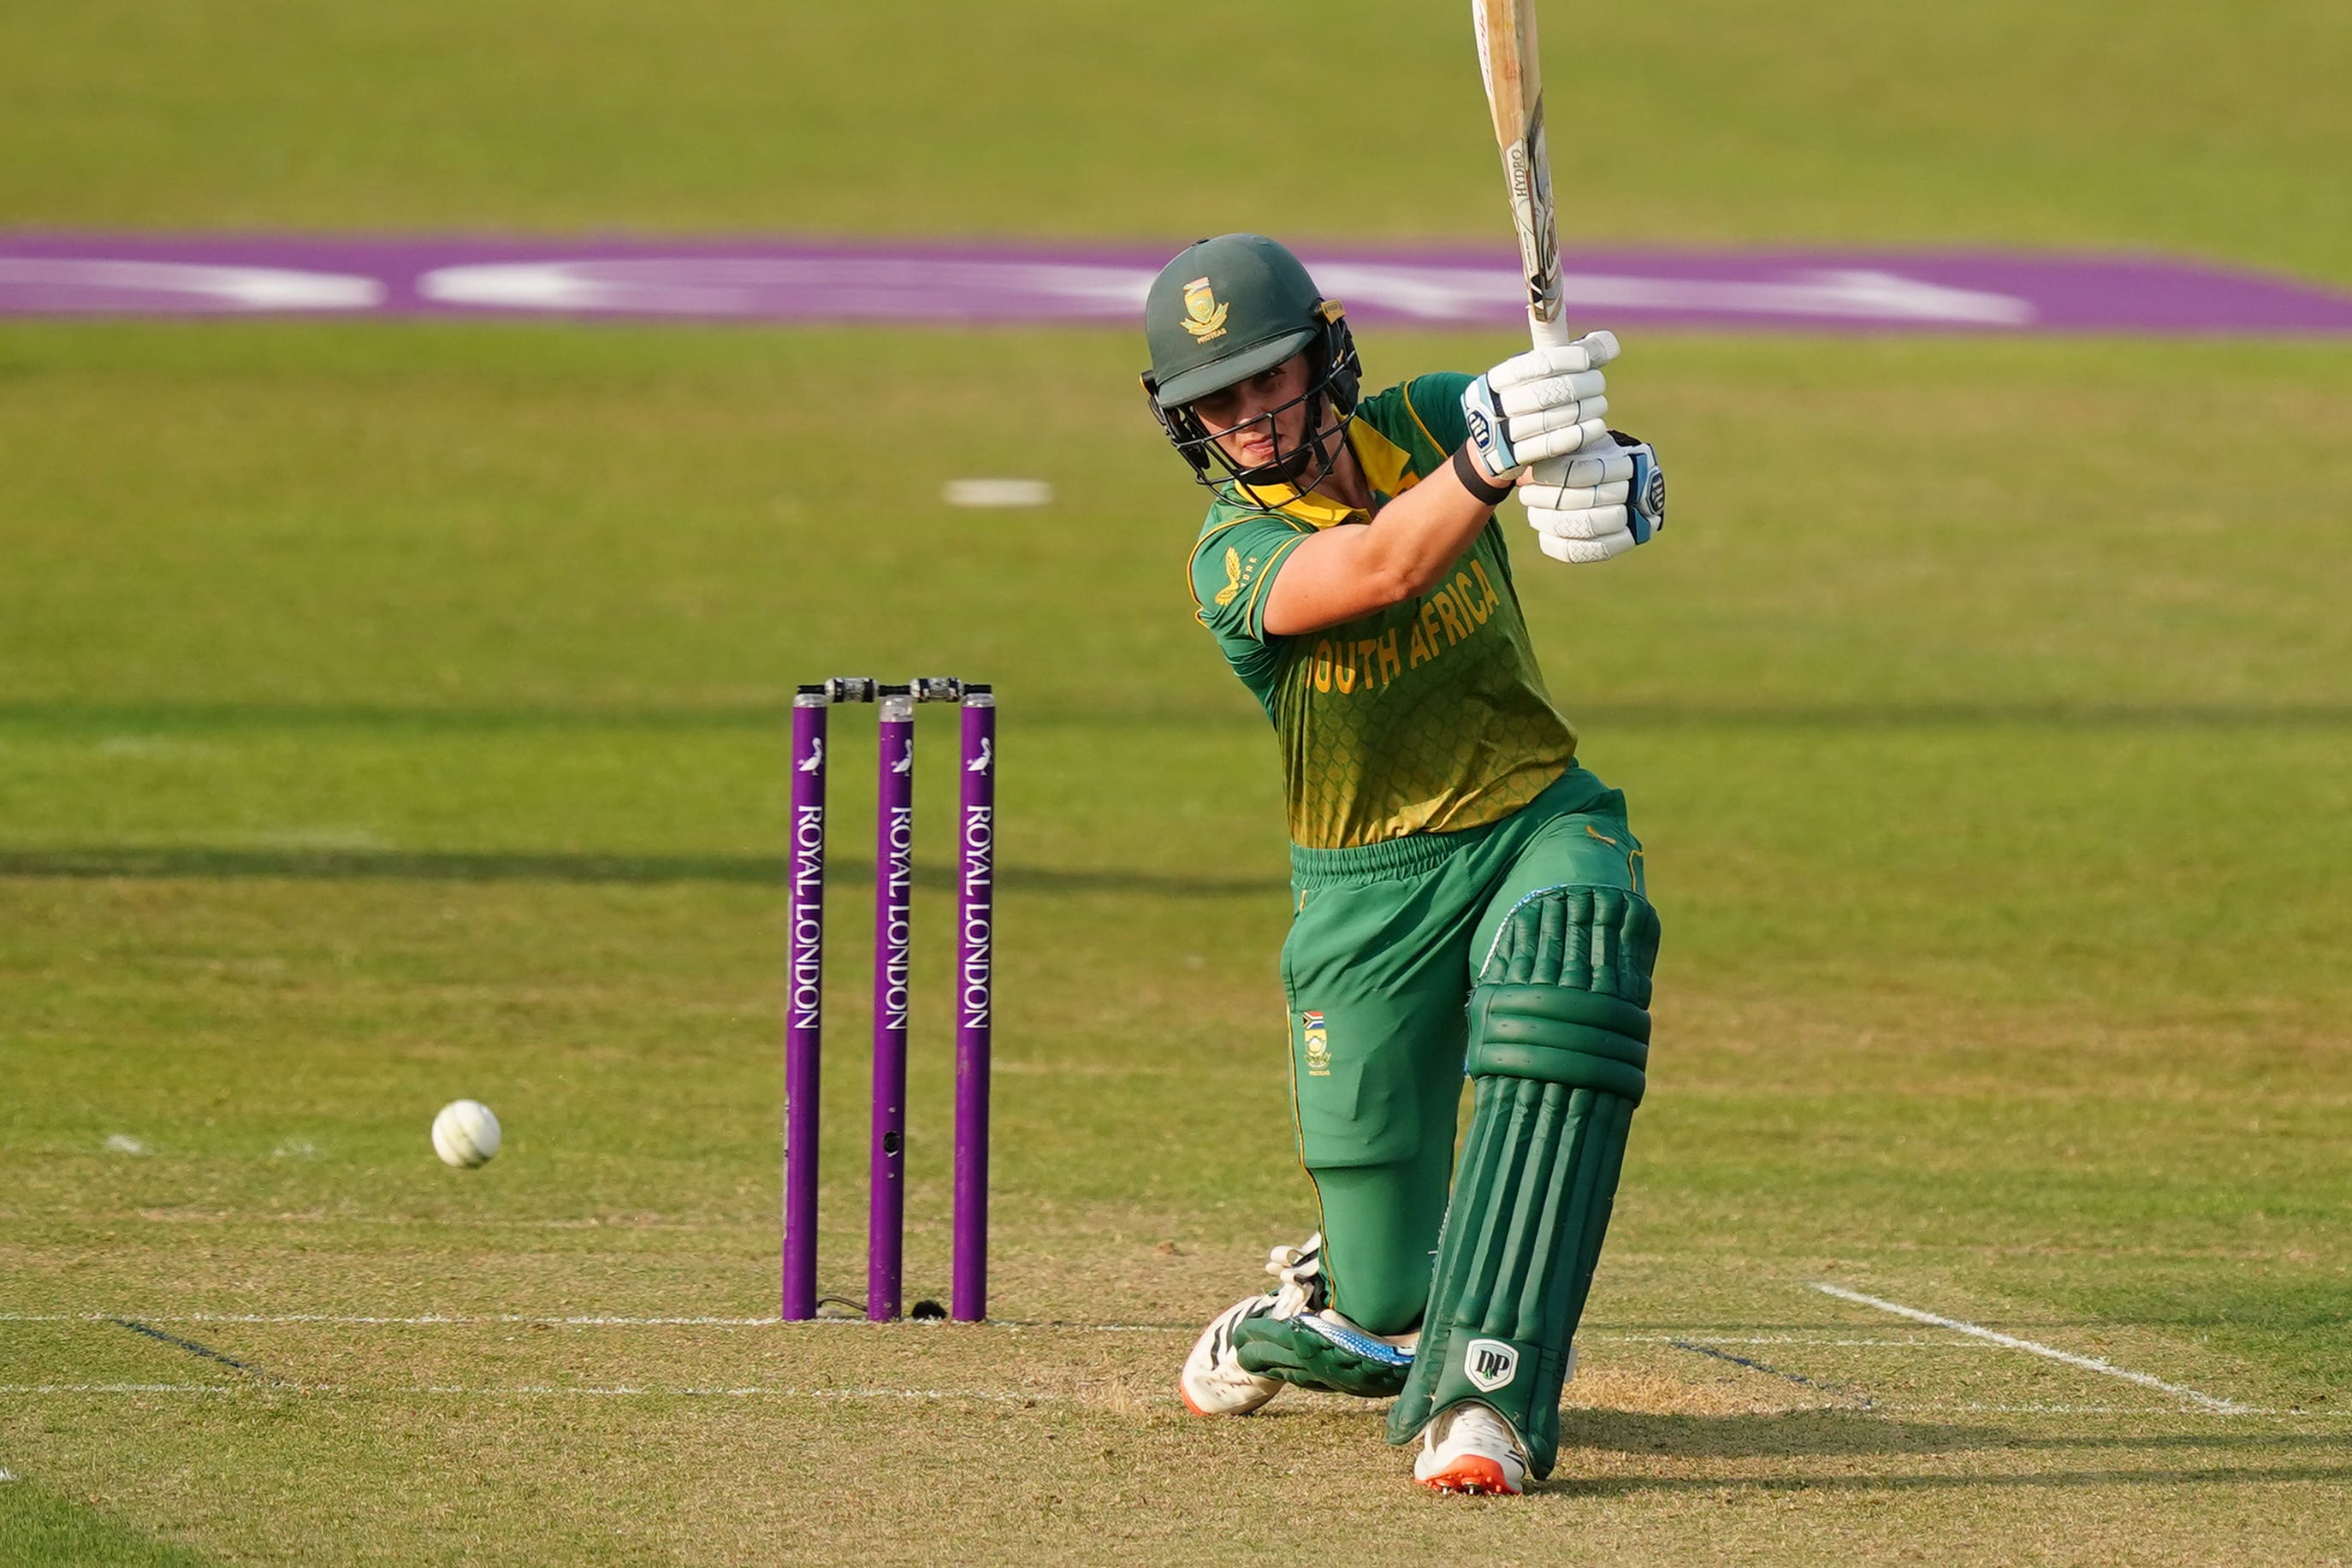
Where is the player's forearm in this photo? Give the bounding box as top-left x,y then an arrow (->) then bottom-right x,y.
1359,448 -> 1510,596
1354,334 -> 1614,600
1261,448 -> 1505,636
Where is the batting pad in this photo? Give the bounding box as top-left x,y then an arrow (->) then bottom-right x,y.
1384,883 -> 1658,1480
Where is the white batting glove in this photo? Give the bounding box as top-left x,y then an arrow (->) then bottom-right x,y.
1518,430 -> 1666,564
1459,329 -> 1619,479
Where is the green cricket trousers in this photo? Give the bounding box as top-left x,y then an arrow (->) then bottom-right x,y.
1280,766 -> 1650,1335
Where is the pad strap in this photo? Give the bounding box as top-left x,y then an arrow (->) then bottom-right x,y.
1465,983 -> 1649,1104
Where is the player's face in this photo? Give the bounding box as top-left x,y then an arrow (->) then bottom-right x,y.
1189,353 -> 1313,471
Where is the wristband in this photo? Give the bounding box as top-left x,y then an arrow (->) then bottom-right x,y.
1451,443 -> 1514,506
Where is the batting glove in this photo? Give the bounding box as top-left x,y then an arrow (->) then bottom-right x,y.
1518,429 -> 1665,563
1459,329 -> 1619,481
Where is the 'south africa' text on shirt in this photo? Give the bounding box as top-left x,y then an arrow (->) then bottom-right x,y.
1304,559 -> 1505,696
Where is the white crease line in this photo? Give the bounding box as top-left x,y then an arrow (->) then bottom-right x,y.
1604,1334 -> 2003,1348
1814,1283 -> 2255,1415
0,1311 -> 1182,1329
3,1384 -> 2337,1418
0,1383 -> 240,1395
413,1385 -> 1060,1400
0,1312 -> 778,1326
0,1314 -> 2065,1346
1867,1402 -> 2337,1417
0,1382 -> 1061,1401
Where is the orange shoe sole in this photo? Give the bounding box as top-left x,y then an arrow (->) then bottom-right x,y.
1417,1456 -> 1522,1496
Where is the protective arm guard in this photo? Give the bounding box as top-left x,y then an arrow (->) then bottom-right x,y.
1383,884 -> 1660,1480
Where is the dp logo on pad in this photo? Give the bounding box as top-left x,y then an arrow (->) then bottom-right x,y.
1465,1338 -> 1519,1393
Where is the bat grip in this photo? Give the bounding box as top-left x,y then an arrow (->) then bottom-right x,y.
1525,308 -> 1574,486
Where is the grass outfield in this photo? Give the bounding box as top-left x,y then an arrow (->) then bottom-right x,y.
2,322 -> 2349,1561
5,1 -> 2349,287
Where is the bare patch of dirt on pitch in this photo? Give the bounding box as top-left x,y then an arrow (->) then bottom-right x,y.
1573,1364 -> 1828,1419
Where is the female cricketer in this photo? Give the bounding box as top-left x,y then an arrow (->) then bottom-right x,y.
1140,234 -> 1667,1495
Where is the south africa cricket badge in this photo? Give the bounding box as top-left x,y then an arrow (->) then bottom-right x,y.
1180,276 -> 1229,342
1302,1010 -> 1331,1077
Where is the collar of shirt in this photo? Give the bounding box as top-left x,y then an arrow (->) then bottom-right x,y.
1217,418 -> 1422,530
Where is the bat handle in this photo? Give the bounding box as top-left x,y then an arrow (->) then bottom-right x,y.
1524,307 -> 1575,485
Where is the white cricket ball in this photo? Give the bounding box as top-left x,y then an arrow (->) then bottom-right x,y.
431,1099 -> 502,1169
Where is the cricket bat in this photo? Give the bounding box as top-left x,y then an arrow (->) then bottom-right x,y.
1471,0 -> 1571,350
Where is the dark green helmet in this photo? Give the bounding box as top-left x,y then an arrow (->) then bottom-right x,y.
1138,234 -> 1361,492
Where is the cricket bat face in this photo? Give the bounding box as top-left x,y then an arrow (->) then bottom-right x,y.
1472,0 -> 1567,344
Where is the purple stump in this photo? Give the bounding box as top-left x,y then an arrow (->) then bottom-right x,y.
868,686 -> 916,1321
952,689 -> 997,1322
782,691 -> 829,1321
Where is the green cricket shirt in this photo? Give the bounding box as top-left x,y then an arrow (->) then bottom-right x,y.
1187,374 -> 1579,850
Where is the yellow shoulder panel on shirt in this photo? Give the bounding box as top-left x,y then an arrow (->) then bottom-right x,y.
1353,417 -> 1420,501
1399,376 -> 1449,459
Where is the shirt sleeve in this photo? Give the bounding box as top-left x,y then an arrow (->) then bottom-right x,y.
1402,372 -> 1476,457
1189,512 -> 1312,644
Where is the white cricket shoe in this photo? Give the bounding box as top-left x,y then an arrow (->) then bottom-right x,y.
1177,1234 -> 1324,1417
1178,1291 -> 1287,1416
1412,1400 -> 1529,1495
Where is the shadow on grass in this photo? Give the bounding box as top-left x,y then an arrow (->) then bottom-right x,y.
1552,1462 -> 2352,1498
0,846 -> 1283,899
1567,1409 -> 2352,1463
0,1475 -> 212,1566
1567,1408 -> 2000,1460
1997,1429 -> 2352,1452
